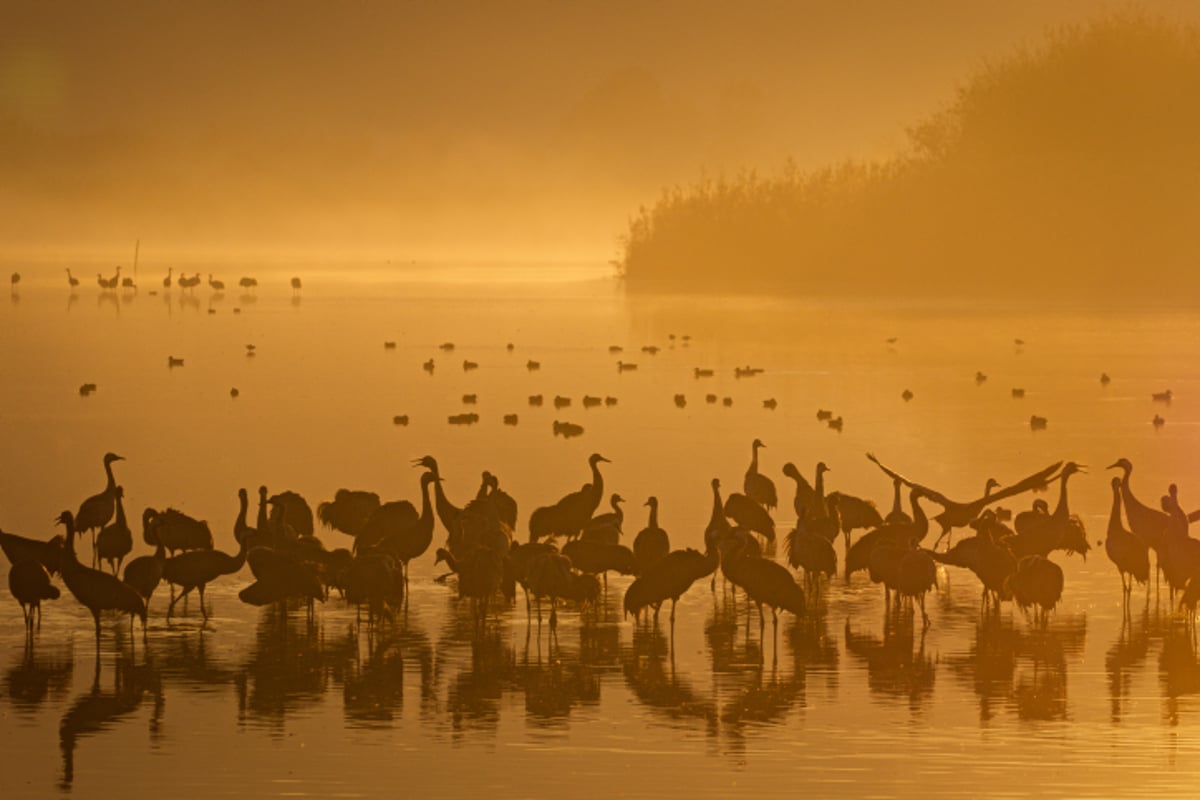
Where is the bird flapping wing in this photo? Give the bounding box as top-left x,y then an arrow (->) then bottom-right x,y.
867,453 -> 1062,510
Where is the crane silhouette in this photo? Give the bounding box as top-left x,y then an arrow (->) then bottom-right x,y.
845,489 -> 929,580
318,488 -> 382,539
1,526 -> 64,577
562,538 -> 637,587
65,268 -> 79,289
435,546 -> 506,627
95,486 -> 132,575
1007,555 -> 1064,626
633,496 -> 670,573
75,452 -> 124,567
141,507 -> 214,555
931,512 -> 1017,613
624,545 -> 718,636
1009,463 -> 1090,559
9,558 -> 60,633
370,471 -> 438,592
720,531 -> 805,640
581,493 -> 625,544
161,533 -> 248,621
867,452 -> 1061,548
55,511 -> 146,646
121,540 -> 164,616
744,439 -> 778,510
528,453 -> 610,541
1104,476 -> 1150,606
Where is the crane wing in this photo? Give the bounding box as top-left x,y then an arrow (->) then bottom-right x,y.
865,453 -> 954,507
969,461 -> 1063,506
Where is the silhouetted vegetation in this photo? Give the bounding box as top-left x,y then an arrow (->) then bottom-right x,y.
619,15 -> 1200,300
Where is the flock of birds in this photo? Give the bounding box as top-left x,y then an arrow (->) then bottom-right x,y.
8,267 -> 302,295
4,445 -> 1198,652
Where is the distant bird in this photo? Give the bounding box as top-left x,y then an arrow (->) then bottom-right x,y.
463,360 -> 478,371
1152,389 -> 1173,403
230,387 -> 240,398
9,558 -> 60,632
291,276 -> 302,294
743,439 -> 778,511
162,268 -> 172,288
66,269 -> 80,289
423,359 -> 435,373
816,409 -> 833,421
902,389 -> 914,402
95,486 -> 133,575
75,452 -> 124,566
56,511 -> 146,643
618,361 -> 638,372
975,371 -> 987,384
1011,388 -> 1025,399
238,276 -> 258,290
1104,476 -> 1150,604
526,359 -> 541,371
632,497 -> 670,573
1030,415 -> 1048,430
167,356 -> 184,367
674,394 -> 686,408
10,272 -> 19,290
1153,414 -> 1166,428
78,383 -> 97,397
1100,372 -> 1111,385
208,274 -> 224,291
763,398 -> 777,410
827,416 -> 844,432
120,276 -> 136,290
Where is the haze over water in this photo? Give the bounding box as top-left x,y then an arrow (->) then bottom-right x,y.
5,2 -> 1200,798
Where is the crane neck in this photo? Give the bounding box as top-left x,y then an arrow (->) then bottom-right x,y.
114,494 -> 127,527
256,494 -> 269,533
103,460 -> 118,492
709,485 -> 724,530
236,493 -> 248,530
891,480 -> 903,517
647,502 -> 658,530
815,469 -> 826,502
1107,483 -> 1123,536
431,475 -> 460,532
911,495 -> 928,536
750,443 -> 760,473
1052,473 -> 1072,520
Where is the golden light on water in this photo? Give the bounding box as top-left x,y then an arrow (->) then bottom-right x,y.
2,3 -> 1200,799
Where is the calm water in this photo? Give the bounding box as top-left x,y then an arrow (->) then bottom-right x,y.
2,263 -> 1200,798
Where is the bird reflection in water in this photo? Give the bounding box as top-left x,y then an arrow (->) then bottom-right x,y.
59,651 -> 162,790
1158,620 -> 1200,726
623,625 -> 717,732
705,589 -> 764,673
443,627 -> 516,740
947,613 -> 1085,723
235,605 -> 352,732
342,622 -> 436,727
4,639 -> 74,714
1013,613 -> 1084,721
1106,611 -> 1151,724
844,614 -> 936,712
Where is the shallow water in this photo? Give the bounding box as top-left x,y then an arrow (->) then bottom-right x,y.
2,264 -> 1200,798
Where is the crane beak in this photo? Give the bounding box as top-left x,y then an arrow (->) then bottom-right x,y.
1077,465 -> 1089,474
1105,461 -> 1120,470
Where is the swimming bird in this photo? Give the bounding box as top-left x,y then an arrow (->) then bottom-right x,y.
743,439 -> 778,511
1104,476 -> 1150,605
95,486 -> 132,575
56,511 -> 146,644
633,497 -> 670,573
75,452 -> 124,566
9,558 -> 60,632
867,452 -> 1062,547
291,276 -> 302,294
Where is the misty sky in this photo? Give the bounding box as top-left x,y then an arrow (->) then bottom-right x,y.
3,0 -> 1197,262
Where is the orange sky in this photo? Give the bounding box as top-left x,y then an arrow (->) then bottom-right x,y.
3,0 -> 1197,263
